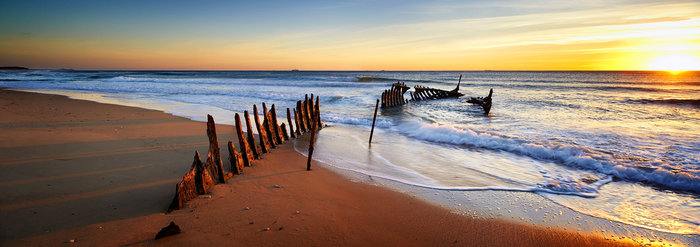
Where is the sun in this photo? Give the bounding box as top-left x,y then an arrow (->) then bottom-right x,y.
648,54 -> 700,74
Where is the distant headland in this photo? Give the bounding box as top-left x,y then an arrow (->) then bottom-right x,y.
0,66 -> 30,71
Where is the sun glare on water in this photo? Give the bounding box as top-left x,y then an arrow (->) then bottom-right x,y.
648,54 -> 700,74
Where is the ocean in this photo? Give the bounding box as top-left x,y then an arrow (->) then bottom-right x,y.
1,70 -> 698,235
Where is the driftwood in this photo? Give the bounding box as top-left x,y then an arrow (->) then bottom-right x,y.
168,152 -> 213,211
253,104 -> 270,153
235,113 -> 255,167
467,88 -> 493,115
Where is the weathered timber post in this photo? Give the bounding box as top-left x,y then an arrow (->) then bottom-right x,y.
243,110 -> 260,159
227,141 -> 243,175
286,108 -> 296,138
270,104 -> 283,144
205,115 -> 226,183
303,96 -> 311,130
381,91 -> 386,107
309,94 -> 315,119
192,151 -> 214,194
315,96 -> 322,128
253,105 -> 270,153
168,151 -> 214,211
293,108 -> 302,135
297,100 -> 307,132
235,113 -> 255,167
262,103 -> 277,148
307,111 -> 318,171
280,123 -> 289,141
369,99 -> 379,144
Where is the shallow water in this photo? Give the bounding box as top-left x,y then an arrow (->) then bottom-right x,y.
1,70 -> 698,234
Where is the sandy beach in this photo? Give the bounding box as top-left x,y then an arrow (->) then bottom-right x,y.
0,88 -> 643,246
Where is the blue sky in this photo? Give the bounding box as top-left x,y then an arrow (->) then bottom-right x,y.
1,0 -> 698,70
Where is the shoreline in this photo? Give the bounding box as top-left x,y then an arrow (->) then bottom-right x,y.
0,88 -> 689,246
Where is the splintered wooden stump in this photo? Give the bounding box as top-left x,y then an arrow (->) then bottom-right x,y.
253,105 -> 270,153
169,165 -> 197,211
315,95 -> 322,128
262,103 -> 277,148
270,104 -> 284,144
286,108 -> 296,138
228,141 -> 244,175
293,108 -> 302,136
244,110 -> 261,159
205,115 -> 227,183
309,94 -> 315,119
235,113 -> 255,167
169,151 -> 214,211
281,123 -> 289,141
303,95 -> 311,130
193,152 -> 215,194
296,101 -> 307,133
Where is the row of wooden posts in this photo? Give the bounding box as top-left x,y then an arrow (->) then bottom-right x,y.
169,94 -> 323,211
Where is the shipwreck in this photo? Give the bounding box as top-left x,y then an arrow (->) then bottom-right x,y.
379,75 -> 493,115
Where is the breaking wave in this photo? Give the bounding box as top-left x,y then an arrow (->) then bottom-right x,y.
395,121 -> 700,194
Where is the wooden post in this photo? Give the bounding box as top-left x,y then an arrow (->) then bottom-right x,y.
262,103 -> 277,148
243,110 -> 260,159
192,151 -> 214,195
235,113 -> 254,167
381,91 -> 386,107
315,96 -> 322,128
205,115 -> 226,183
303,96 -> 311,130
297,100 -> 307,132
253,104 -> 270,153
270,104 -> 283,144
293,108 -> 302,135
307,111 -> 318,171
227,141 -> 243,175
369,99 -> 379,144
280,123 -> 289,141
309,94 -> 315,119
286,108 -> 296,138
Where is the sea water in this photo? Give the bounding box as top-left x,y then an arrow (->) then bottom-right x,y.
1,70 -> 698,235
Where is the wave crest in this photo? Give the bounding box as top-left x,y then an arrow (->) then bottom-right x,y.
395,121 -> 700,194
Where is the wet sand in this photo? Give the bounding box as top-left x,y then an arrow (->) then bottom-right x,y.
0,89 -> 637,246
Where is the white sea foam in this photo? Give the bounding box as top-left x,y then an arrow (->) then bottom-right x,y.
394,120 -> 700,193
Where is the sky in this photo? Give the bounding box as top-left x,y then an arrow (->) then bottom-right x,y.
1,0 -> 699,70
